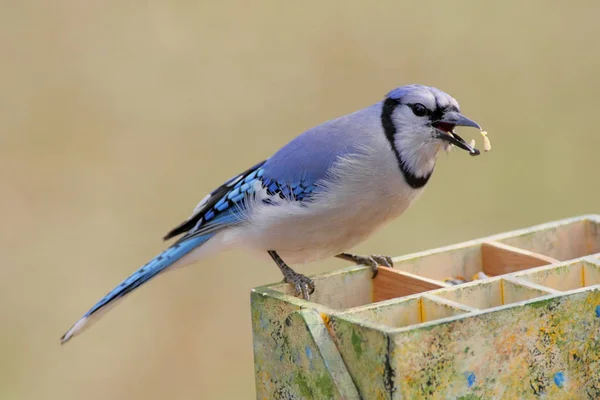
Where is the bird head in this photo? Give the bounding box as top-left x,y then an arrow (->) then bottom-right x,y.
382,84 -> 482,180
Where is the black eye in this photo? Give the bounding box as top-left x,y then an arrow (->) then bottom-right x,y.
410,103 -> 429,117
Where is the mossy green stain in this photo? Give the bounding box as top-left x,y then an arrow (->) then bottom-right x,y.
529,297 -> 557,309
293,372 -> 335,398
351,329 -> 363,357
457,395 -> 482,400
417,323 -> 438,332
294,372 -> 313,398
316,373 -> 335,398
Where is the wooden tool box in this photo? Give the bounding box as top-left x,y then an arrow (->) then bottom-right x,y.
251,215 -> 600,399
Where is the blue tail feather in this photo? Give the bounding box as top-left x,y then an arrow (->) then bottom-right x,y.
60,234 -> 213,343
87,234 -> 211,317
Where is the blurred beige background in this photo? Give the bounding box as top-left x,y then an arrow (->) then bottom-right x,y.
1,1 -> 599,399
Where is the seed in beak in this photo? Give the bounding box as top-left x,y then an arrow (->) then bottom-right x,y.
481,130 -> 491,152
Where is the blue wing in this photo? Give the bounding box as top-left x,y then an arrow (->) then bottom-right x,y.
258,108 -> 372,185
164,153 -> 328,244
163,161 -> 268,242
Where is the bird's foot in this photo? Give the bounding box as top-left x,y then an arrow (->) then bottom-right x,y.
335,253 -> 394,278
268,250 -> 315,300
282,270 -> 315,301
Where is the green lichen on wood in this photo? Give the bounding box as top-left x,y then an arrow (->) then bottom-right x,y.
351,329 -> 363,358
293,372 -> 312,398
315,372 -> 336,398
283,310 -> 359,399
251,290 -> 359,399
326,315 -> 394,399
292,370 -> 337,399
389,289 -> 600,399
251,289 -> 304,398
457,395 -> 482,400
322,287 -> 600,399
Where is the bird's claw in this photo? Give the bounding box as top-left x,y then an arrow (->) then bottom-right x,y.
341,254 -> 394,278
365,254 -> 394,278
284,272 -> 315,300
371,255 -> 394,269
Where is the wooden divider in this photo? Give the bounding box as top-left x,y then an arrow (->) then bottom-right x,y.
340,294 -> 474,329
430,277 -> 557,310
481,241 -> 559,276
372,267 -> 447,303
501,278 -> 557,304
419,296 -> 475,322
511,260 -> 600,292
502,275 -> 561,295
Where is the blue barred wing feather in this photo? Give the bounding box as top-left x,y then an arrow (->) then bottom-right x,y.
163,161 -> 266,242
163,160 -> 318,244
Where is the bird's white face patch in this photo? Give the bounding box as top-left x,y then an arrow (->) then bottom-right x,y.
389,86 -> 461,177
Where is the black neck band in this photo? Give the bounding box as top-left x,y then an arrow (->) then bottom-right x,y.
381,98 -> 432,189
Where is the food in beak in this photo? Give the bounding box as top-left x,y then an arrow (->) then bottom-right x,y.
481,130 -> 491,152
451,129 -> 491,154
434,121 -> 489,156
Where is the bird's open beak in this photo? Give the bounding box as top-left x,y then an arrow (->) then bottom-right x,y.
433,112 -> 481,156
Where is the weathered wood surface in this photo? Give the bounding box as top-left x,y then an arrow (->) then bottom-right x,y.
251,214 -> 600,399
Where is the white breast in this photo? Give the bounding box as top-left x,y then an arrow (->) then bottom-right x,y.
232,133 -> 426,265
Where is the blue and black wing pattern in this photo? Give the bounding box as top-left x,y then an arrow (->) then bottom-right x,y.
164,161 -> 320,244
163,161 -> 267,241
261,177 -> 316,203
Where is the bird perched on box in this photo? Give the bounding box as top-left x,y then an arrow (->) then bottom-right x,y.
61,84 -> 484,343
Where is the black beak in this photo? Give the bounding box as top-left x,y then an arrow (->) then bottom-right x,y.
440,112 -> 481,130
434,112 -> 481,156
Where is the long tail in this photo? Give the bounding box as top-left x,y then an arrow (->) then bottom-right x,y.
60,234 -> 213,344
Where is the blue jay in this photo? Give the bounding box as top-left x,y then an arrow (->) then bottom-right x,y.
61,84 -> 482,343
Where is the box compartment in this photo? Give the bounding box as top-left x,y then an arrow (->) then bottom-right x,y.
430,278 -> 555,309
391,241 -> 557,284
339,295 -> 472,329
497,219 -> 600,261
513,260 -> 600,292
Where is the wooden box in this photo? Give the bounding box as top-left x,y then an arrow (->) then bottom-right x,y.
251,215 -> 600,399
